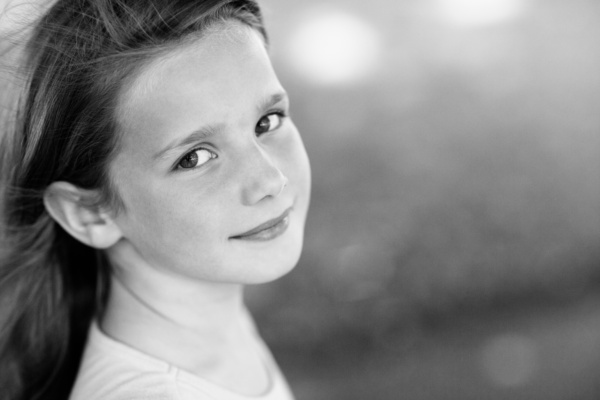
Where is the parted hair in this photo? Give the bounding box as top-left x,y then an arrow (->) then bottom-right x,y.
0,1 -> 266,399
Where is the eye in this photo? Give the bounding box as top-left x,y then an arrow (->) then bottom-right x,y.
255,112 -> 285,136
177,148 -> 216,170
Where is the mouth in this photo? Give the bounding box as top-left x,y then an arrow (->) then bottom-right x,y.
230,207 -> 292,242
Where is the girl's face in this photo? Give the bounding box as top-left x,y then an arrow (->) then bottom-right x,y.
108,23 -> 311,285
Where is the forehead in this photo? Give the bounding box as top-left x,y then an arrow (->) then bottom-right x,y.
115,21 -> 273,137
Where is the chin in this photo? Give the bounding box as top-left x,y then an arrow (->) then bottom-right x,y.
244,232 -> 304,285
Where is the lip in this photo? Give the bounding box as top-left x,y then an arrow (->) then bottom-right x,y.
230,207 -> 292,241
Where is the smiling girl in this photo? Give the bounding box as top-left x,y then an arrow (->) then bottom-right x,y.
0,1 -> 310,399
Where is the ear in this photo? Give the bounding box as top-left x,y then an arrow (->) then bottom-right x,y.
43,181 -> 123,249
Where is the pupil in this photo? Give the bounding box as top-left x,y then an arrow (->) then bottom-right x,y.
181,152 -> 198,168
258,116 -> 270,133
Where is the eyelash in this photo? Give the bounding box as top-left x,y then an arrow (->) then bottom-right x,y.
255,110 -> 287,137
175,147 -> 217,171
174,110 -> 288,171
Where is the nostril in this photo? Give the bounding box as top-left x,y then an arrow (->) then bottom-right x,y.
241,166 -> 288,205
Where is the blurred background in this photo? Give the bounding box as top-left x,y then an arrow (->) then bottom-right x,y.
1,0 -> 599,398
247,0 -> 600,399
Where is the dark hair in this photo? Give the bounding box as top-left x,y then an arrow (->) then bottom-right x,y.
0,1 -> 266,399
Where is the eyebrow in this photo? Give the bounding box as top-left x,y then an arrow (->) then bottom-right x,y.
258,91 -> 288,113
153,91 -> 289,162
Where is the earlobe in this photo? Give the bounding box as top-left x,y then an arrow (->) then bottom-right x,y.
43,181 -> 122,249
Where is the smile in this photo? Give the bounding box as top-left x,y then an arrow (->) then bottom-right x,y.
230,207 -> 292,241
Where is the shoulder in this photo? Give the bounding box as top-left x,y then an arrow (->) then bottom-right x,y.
69,364 -> 180,400
69,322 -> 182,400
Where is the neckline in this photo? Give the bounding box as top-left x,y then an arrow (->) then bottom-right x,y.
89,314 -> 277,399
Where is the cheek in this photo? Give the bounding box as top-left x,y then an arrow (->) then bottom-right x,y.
114,174 -> 223,257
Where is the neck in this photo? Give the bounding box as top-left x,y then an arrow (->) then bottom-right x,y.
105,276 -> 244,334
101,262 -> 247,348
98,247 -> 271,395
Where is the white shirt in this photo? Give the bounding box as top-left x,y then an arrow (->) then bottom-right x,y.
69,314 -> 295,400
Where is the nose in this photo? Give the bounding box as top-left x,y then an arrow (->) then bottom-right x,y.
241,145 -> 288,206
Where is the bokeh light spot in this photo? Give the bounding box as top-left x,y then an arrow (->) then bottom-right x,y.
481,334 -> 539,387
287,8 -> 382,86
437,0 -> 525,27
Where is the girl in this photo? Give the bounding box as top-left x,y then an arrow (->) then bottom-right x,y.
0,1 -> 311,399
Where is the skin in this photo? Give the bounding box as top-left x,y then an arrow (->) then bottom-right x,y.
99,22 -> 311,395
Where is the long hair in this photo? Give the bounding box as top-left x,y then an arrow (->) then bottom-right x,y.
0,1 -> 266,399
